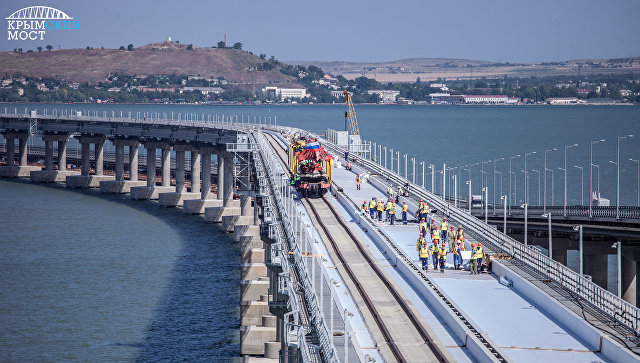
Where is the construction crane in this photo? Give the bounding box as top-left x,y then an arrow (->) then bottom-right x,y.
343,90 -> 360,136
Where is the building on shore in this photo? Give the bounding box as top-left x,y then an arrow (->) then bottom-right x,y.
428,93 -> 464,104
331,90 -> 345,99
547,97 -> 582,104
367,89 -> 400,103
262,86 -> 307,101
463,95 -> 518,104
180,86 -> 224,95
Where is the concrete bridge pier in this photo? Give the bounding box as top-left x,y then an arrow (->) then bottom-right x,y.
66,136 -> 113,188
206,151 -> 241,222
0,130 -> 41,178
622,252 -> 637,306
184,147 -> 223,214
159,145 -> 200,207
30,133 -> 79,182
131,142 -> 174,200
100,139 -> 145,193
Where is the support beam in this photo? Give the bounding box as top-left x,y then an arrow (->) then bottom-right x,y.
161,147 -> 170,187
115,143 -> 124,181
622,254 -> 637,306
95,139 -> 105,176
175,150 -> 185,193
6,137 -> 14,166
224,153 -> 234,206
57,138 -> 68,170
217,151 -> 224,200
191,150 -> 201,193
129,144 -> 139,181
45,139 -> 54,170
81,142 -> 91,176
201,152 -> 212,200
146,147 -> 156,186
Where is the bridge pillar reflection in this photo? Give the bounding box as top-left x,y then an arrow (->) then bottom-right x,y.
158,144 -> 200,207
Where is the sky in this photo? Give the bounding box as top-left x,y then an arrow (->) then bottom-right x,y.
2,0 -> 640,63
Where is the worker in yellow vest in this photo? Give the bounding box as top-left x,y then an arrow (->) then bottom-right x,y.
440,217 -> 449,243
419,218 -> 428,238
402,201 -> 408,225
431,226 -> 440,270
355,173 -> 362,190
376,200 -> 384,222
448,225 -> 456,252
385,200 -> 393,222
438,242 -> 447,273
388,202 -> 396,225
476,243 -> 486,273
416,234 -> 429,271
369,197 -> 376,219
469,243 -> 478,275
453,241 -> 462,270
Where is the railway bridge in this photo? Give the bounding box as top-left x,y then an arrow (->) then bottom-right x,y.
1,109 -> 639,362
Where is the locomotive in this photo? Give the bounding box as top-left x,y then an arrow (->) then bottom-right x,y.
288,135 -> 333,196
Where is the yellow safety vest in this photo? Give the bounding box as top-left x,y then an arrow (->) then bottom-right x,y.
441,222 -> 448,230
369,201 -> 376,209
402,204 -> 408,212
386,202 -> 393,210
389,205 -> 396,214
470,248 -> 478,260
438,248 -> 447,259
432,229 -> 440,240
416,237 -> 426,250
430,243 -> 438,253
475,247 -> 484,259
377,203 -> 383,211
419,245 -> 429,258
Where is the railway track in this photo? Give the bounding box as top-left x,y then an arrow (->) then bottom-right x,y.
265,132 -> 450,362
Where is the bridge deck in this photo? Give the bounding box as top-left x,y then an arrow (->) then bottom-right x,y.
329,161 -> 608,362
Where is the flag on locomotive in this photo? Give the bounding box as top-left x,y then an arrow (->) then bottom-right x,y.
288,135 -> 333,196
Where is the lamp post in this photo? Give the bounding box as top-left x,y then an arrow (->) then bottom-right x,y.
531,169 -> 541,205
481,160 -> 492,194
593,164 -> 600,200
509,154 -> 521,215
466,180 -> 472,213
631,159 -> 640,207
589,139 -> 605,218
483,187 -> 488,223
397,151 -> 400,175
524,151 -> 536,206
404,154 -> 408,179
383,146 -> 387,169
616,135 -> 633,219
493,158 -> 504,215
573,225 -> 583,274
573,165 -> 584,206
523,203 -> 528,246
495,171 -> 503,213
420,161 -> 425,187
442,163 -> 447,201
430,164 -> 435,194
542,213 -> 552,259
389,148 -> 393,171
378,144 -> 382,166
564,144 -> 578,217
501,195 -> 507,233
411,157 -> 416,184
453,174 -> 458,208
544,147 -> 558,213
613,241 -> 622,298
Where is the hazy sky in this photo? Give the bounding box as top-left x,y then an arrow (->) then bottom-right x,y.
2,0 -> 639,63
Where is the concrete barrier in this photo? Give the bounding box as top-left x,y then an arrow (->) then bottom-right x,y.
30,169 -> 80,183
99,180 -> 146,194
222,215 -> 253,232
0,165 -> 41,178
240,325 -> 277,355
158,191 -> 201,207
183,198 -> 223,214
241,279 -> 269,302
130,185 -> 175,200
66,175 -> 113,188
234,225 -> 260,242
205,205 -> 241,223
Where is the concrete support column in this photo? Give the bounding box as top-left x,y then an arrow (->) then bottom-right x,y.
146,147 -> 156,186
175,150 -> 185,193
201,152 -> 211,200
585,253 -> 609,290
223,154 -> 234,206
81,142 -> 91,176
95,140 -> 105,176
129,144 -> 139,181
6,138 -> 14,166
217,152 -> 224,200
19,137 -> 28,166
190,150 -> 201,193
44,139 -> 54,170
161,147 -> 170,187
241,195 -> 252,216
622,254 -> 637,306
115,143 -> 124,181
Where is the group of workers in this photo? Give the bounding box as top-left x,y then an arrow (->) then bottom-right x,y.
353,174 -> 488,274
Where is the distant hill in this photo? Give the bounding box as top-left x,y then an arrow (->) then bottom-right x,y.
286,57 -> 640,82
0,41 -> 295,84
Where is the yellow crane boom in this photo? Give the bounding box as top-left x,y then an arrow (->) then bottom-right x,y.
343,90 -> 360,136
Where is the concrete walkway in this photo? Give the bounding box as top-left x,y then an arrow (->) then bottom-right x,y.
329,160 -> 607,363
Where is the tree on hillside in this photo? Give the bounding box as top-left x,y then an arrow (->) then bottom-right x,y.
119,45 -> 126,50
37,46 -> 42,52
217,41 -> 226,48
259,53 -> 266,60
46,45 -> 53,51
232,42 -> 243,50
127,44 -> 134,51
186,44 -> 193,50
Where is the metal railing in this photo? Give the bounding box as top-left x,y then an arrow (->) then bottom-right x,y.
314,132 -> 640,337
472,205 -> 640,220
253,130 -> 339,362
